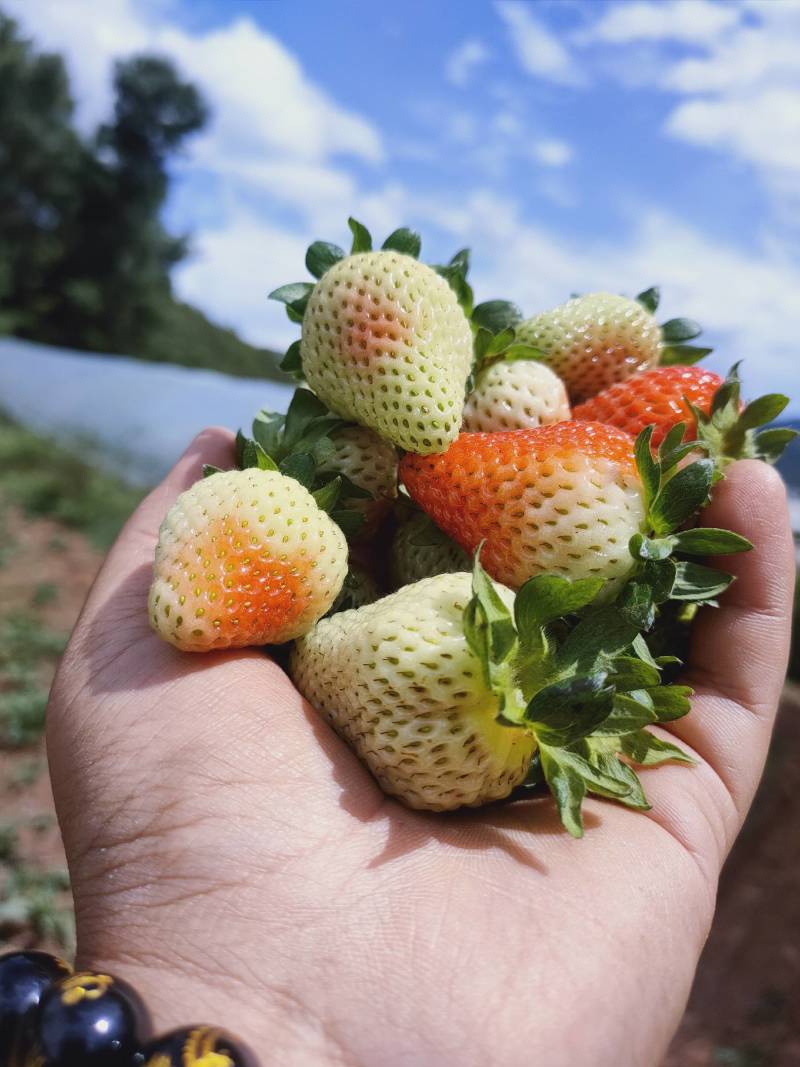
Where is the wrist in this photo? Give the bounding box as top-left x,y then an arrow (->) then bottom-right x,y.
73,941 -> 345,1067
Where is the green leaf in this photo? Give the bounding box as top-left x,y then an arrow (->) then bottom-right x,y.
621,730 -> 695,766
470,549 -> 518,666
636,286 -> 660,314
279,340 -> 303,376
524,673 -> 615,746
268,282 -> 314,305
738,393 -> 789,430
202,464 -> 223,478
539,747 -> 586,837
285,299 -> 308,324
660,344 -> 713,366
330,508 -> 366,539
283,389 -> 331,447
671,528 -> 752,556
591,754 -> 650,810
635,426 -> 660,510
649,685 -> 692,721
649,458 -> 714,535
382,228 -> 421,257
312,476 -> 342,513
659,422 -> 688,463
332,473 -> 372,501
435,262 -> 474,316
550,747 -> 632,800
661,317 -> 702,343
618,579 -> 657,631
279,452 -> 316,488
348,217 -> 372,253
608,656 -> 661,691
236,431 -> 278,472
632,633 -> 659,668
252,409 -> 286,458
499,343 -> 546,363
305,241 -> 345,279
449,247 -> 470,273
514,574 -> 605,633
671,561 -> 733,601
471,300 -> 523,334
754,426 -> 798,464
592,694 -> 658,735
557,605 -> 640,674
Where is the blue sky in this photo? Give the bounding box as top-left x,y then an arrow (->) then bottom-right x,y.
7,0 -> 800,410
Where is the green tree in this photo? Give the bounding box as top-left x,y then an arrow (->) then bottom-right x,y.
0,14 -> 83,334
0,16 -> 207,353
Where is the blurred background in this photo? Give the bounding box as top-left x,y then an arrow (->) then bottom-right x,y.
0,2 -> 798,1063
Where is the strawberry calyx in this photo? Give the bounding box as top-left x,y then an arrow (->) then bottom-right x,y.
461,551 -> 695,837
269,218 -> 472,378
230,388 -> 374,540
688,363 -> 797,466
635,285 -> 712,367
465,321 -> 546,397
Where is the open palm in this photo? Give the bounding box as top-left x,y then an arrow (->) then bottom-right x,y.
47,428 -> 794,1067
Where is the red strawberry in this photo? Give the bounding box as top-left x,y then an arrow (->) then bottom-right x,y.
573,366 -> 723,448
400,422 -> 644,590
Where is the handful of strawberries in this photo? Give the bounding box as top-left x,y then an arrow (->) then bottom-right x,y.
148,219 -> 795,837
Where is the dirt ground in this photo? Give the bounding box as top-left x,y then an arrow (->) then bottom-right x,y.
1,505 -> 798,1066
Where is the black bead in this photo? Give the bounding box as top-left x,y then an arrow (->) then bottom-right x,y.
134,1025 -> 258,1067
18,970 -> 151,1066
0,951 -> 72,1066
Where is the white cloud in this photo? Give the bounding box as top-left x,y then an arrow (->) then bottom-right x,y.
174,212 -> 308,352
445,39 -> 491,87
530,139 -> 573,167
587,0 -> 740,45
495,1 -> 584,87
667,89 -> 800,174
4,0 -> 383,164
659,3 -> 800,195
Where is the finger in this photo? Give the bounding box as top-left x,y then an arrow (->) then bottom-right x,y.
669,460 -> 795,820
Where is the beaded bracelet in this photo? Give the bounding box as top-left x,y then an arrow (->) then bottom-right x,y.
0,950 -> 257,1066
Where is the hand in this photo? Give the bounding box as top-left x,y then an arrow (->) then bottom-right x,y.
47,429 -> 794,1067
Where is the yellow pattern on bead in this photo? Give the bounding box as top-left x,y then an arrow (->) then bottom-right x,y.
184,1026 -> 234,1066
60,973 -> 113,1005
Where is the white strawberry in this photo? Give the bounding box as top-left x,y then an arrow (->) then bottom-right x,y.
515,292 -> 662,403
390,510 -> 469,588
149,468 -> 347,651
273,223 -> 474,454
462,359 -> 570,433
316,425 -> 397,537
292,572 -> 536,810
291,557 -> 699,833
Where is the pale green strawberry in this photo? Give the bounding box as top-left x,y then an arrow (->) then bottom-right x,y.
315,424 -> 398,537
462,359 -> 570,432
291,556 -> 701,832
516,293 -> 663,403
292,572 -> 536,810
390,510 -> 469,588
297,246 -> 473,453
328,562 -> 380,615
149,468 -> 347,651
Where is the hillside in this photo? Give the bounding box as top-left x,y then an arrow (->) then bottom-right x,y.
100,297 -> 291,383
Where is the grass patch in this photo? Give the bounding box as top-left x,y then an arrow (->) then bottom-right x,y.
0,820 -> 73,951
0,614 -> 68,747
0,410 -> 145,549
